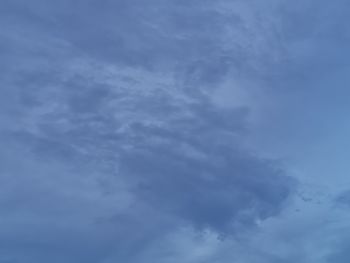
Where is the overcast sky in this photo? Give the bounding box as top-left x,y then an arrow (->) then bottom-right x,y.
1,0 -> 350,262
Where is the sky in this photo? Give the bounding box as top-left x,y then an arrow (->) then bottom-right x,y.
1,0 -> 350,262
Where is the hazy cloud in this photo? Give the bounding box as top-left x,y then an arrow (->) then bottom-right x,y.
3,0 -> 349,262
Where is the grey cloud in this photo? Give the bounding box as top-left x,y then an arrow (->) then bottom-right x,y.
0,0 -> 297,262
334,190 -> 350,208
0,60 -> 296,262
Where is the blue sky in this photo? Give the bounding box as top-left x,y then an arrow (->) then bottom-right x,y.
1,0 -> 350,262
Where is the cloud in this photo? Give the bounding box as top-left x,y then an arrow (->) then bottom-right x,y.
0,0 -> 299,262
335,190 -> 350,207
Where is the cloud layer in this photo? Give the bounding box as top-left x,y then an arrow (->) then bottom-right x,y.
3,0 -> 350,262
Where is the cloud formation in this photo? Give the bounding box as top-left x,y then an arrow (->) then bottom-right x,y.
7,0 -> 350,262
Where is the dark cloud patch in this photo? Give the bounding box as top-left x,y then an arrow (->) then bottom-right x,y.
121,141 -> 293,235
334,190 -> 350,208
